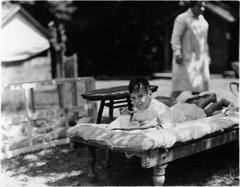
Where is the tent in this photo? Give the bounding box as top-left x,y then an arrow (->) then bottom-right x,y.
1,4 -> 50,62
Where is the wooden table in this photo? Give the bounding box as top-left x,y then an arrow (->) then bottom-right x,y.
81,85 -> 158,123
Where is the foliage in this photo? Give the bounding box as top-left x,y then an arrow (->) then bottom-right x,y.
6,0 -> 77,23
6,1 -> 180,75
46,0 -> 77,21
4,1 -> 239,75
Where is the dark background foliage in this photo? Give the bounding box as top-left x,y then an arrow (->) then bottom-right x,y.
7,0 -> 240,76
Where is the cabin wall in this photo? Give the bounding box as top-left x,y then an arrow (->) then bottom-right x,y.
1,56 -> 51,84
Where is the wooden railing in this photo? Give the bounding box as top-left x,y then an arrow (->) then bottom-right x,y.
1,77 -> 97,158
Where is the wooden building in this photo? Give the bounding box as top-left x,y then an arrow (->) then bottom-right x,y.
1,4 -> 51,84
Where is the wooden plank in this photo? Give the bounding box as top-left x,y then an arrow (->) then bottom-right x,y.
141,129 -> 239,168
29,88 -> 37,143
57,83 -> 70,128
30,108 -> 65,120
2,80 -> 58,90
24,88 -> 33,146
70,137 -> 126,153
85,77 -> 97,122
33,87 -> 59,109
63,54 -> 79,78
1,77 -> 93,90
28,106 -> 87,120
57,84 -> 64,109
3,109 -> 66,125
73,54 -> 78,78
30,88 -> 36,113
3,105 -> 90,125
1,138 -> 70,159
71,81 -> 79,121
2,114 -> 27,123
71,82 -> 78,107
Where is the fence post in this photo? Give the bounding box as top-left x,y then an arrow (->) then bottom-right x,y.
85,77 -> 97,123
24,88 -> 35,146
73,54 -> 78,78
57,82 -> 69,128
71,80 -> 78,122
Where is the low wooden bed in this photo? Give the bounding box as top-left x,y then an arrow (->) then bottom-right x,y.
68,114 -> 239,185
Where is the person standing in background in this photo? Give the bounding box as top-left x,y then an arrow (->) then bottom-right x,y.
170,1 -> 211,101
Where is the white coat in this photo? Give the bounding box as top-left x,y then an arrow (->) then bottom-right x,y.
171,8 -> 210,92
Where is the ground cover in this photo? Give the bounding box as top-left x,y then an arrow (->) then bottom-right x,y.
1,141 -> 239,186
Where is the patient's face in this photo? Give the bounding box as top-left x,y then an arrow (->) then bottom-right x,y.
130,88 -> 151,110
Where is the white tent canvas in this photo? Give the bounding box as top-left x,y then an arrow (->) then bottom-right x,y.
1,5 -> 50,62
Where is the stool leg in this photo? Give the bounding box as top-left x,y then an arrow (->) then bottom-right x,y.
153,163 -> 168,186
109,99 -> 114,122
101,149 -> 110,168
97,100 -> 105,124
97,149 -> 110,180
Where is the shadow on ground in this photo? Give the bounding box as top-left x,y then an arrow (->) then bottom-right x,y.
1,140 -> 239,186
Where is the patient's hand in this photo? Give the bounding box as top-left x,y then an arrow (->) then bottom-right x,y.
130,120 -> 146,127
130,119 -> 158,128
224,106 -> 239,116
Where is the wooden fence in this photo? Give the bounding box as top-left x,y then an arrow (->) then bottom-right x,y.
1,77 -> 97,159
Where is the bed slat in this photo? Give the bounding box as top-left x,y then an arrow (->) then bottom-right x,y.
141,129 -> 239,168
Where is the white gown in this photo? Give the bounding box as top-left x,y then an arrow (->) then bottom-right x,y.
171,9 -> 210,92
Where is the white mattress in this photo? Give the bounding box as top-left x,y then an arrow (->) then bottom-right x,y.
67,113 -> 239,152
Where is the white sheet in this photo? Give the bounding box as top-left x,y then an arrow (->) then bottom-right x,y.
67,113 -> 239,152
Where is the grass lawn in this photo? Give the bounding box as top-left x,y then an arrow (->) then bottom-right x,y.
1,76 -> 239,186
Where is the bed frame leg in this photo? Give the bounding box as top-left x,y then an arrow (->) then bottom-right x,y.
87,146 -> 96,179
101,149 -> 110,168
153,163 -> 168,186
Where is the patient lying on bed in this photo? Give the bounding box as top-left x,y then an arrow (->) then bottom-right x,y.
67,77 -> 238,155
110,77 -> 235,130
